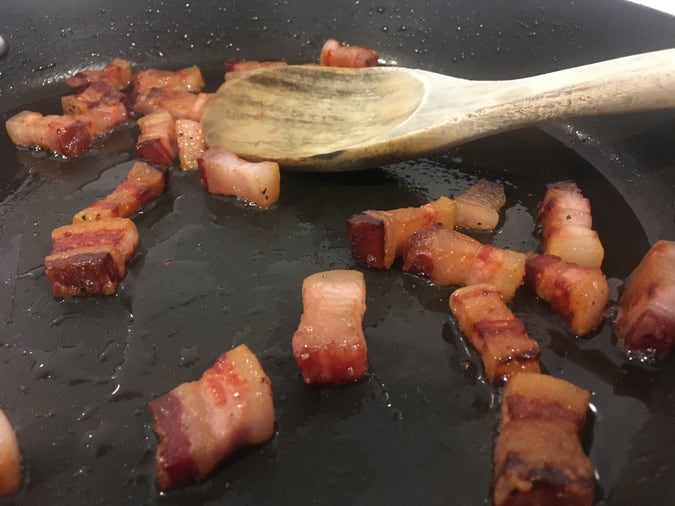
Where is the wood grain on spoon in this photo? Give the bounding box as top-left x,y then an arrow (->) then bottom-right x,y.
201,48 -> 675,171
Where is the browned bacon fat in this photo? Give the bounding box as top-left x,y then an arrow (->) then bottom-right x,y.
454,179 -> 506,231
449,284 -> 540,383
5,111 -> 92,157
45,218 -> 139,297
198,147 -> 280,209
73,161 -> 167,222
525,253 -> 609,336
148,344 -> 275,490
537,181 -> 604,270
319,39 -> 379,68
493,372 -> 594,506
135,110 -> 177,167
175,119 -> 206,171
0,409 -> 22,497
66,58 -> 132,90
403,224 -> 526,301
292,270 -> 368,385
615,240 -> 674,358
347,196 -> 456,269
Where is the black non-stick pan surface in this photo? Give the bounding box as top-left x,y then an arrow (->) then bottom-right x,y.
1,1 -> 674,504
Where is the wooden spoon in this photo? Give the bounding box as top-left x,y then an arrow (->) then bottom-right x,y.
201,48 -> 675,171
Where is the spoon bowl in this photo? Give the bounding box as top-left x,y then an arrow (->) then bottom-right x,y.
201,49 -> 675,171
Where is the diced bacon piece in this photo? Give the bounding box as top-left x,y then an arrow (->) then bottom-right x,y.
500,372 -> 591,435
135,111 -> 177,167
403,224 -> 526,301
493,370 -> 595,505
66,58 -> 132,91
198,147 -> 280,209
525,254 -> 609,336
319,39 -> 379,68
133,66 -> 205,95
0,409 -> 21,497
148,344 -> 274,490
492,419 -> 595,506
537,181 -> 604,269
449,284 -> 540,383
347,196 -> 456,269
176,119 -> 206,171
134,88 -> 212,121
224,59 -> 288,81
60,79 -> 130,140
5,111 -> 91,157
6,90 -> 126,157
292,270 -> 368,385
51,218 -> 139,262
73,161 -> 167,222
75,102 -> 129,139
45,219 -> 139,298
455,179 -> 506,231
62,80 -> 129,115
615,240 -> 675,358
44,244 -> 127,297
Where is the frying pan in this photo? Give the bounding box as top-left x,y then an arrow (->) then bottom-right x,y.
1,0 -> 674,504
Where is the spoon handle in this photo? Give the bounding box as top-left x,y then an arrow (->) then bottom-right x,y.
419,48 -> 675,155
488,48 -> 675,120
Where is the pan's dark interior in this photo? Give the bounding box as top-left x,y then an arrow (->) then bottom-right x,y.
1,1 -> 674,505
